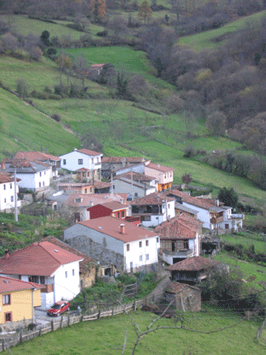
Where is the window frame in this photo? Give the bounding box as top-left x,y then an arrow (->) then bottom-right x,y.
3,294 -> 11,305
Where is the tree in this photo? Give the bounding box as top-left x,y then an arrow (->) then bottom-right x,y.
40,30 -> 50,47
138,1 -> 152,24
16,78 -> 28,99
90,0 -> 107,23
73,56 -> 88,89
218,187 -> 238,208
28,46 -> 43,62
116,71 -> 131,99
56,53 -> 72,85
182,173 -> 192,185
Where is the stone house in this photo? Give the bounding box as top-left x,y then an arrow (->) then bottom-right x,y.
101,157 -> 146,179
164,282 -> 201,311
64,216 -> 160,273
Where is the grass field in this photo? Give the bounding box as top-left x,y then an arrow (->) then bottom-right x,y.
221,231 -> 266,253
0,88 -> 79,159
3,310 -> 266,355
178,10 -> 266,50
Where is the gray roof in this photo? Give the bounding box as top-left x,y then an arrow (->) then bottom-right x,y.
4,161 -> 50,174
175,203 -> 198,215
46,191 -> 70,204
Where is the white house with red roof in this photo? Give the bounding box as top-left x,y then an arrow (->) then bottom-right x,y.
145,162 -> 174,192
0,242 -> 83,310
64,216 -> 160,273
0,172 -> 21,211
59,148 -> 103,180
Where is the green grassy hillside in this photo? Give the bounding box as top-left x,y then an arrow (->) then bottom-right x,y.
0,88 -> 79,159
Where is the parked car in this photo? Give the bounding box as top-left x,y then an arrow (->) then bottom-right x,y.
47,301 -> 70,316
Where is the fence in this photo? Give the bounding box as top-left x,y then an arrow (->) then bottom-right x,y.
0,294 -> 156,352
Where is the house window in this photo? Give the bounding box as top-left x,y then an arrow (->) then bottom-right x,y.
85,188 -> 87,193
146,240 -> 149,247
40,172 -> 42,177
134,193 -> 138,197
65,271 -> 68,278
43,181 -> 45,186
5,312 -> 12,322
146,254 -> 149,261
139,255 -> 143,262
139,241 -> 142,248
11,196 -> 13,202
4,198 -> 6,203
78,159 -> 83,165
40,276 -> 45,284
72,269 -> 75,276
126,244 -> 130,251
63,159 -> 66,165
156,237 -> 159,243
75,198 -> 82,203
122,211 -> 125,218
3,294 -> 11,305
10,183 -> 12,189
113,185 -> 115,190
3,184 -> 6,190
82,172 -> 86,177
39,182 -> 41,187
44,171 -> 46,175
91,158 -> 93,164
168,204 -> 170,209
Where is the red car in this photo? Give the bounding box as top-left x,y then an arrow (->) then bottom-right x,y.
47,301 -> 70,317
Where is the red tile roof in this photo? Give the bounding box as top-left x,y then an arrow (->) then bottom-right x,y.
0,172 -> 16,184
65,193 -> 128,207
76,168 -> 90,172
90,63 -> 106,68
15,151 -> 60,162
131,192 -> 175,206
168,190 -> 216,210
78,216 -> 158,243
145,162 -> 174,173
100,201 -> 128,211
77,149 -> 102,156
0,241 -> 83,276
93,181 -> 111,189
166,282 -> 200,294
154,214 -> 202,240
166,256 -> 220,272
0,276 -> 43,293
41,237 -> 96,273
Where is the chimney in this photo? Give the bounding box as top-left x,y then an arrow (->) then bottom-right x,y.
120,223 -> 125,234
1,161 -> 5,170
4,249 -> 9,259
90,201 -> 93,206
216,198 -> 219,207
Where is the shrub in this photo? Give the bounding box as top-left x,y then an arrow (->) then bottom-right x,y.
97,30 -> 108,37
51,113 -> 61,122
16,79 -> 28,98
30,90 -> 49,99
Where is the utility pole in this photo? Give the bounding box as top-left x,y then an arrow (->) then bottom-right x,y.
14,167 -> 18,222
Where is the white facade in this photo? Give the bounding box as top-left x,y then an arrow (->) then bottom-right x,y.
182,203 -> 211,229
113,179 -> 156,199
0,180 -> 20,211
60,150 -> 102,172
17,169 -> 50,191
140,200 -> 175,228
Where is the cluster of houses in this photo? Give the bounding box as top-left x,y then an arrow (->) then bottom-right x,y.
0,148 -> 244,329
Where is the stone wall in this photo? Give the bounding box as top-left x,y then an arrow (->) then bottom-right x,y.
67,235 -> 125,271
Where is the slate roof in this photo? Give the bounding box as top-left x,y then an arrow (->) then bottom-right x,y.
0,241 -> 83,276
166,256 -> 220,272
0,276 -> 43,293
102,157 -> 146,163
145,162 -> 174,173
3,159 -> 50,174
165,282 -> 201,294
77,216 -> 158,243
154,214 -> 202,240
130,192 -> 175,206
114,172 -> 155,183
168,190 -> 217,211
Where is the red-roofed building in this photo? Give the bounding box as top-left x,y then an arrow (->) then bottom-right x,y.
59,148 -> 103,179
130,192 -> 175,227
64,216 -> 160,273
155,214 -> 202,265
0,276 -> 42,328
87,201 -> 129,220
0,242 -> 83,310
145,162 -> 174,191
165,256 -> 221,284
101,156 -> 147,179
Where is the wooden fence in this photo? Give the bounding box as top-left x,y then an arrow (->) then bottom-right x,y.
0,294 -> 156,352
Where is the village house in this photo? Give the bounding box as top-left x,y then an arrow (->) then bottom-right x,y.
166,256 -> 221,284
155,213 -> 202,265
59,148 -> 103,180
130,192 -> 175,227
57,181 -> 110,195
0,172 -> 21,212
41,237 -> 97,289
14,151 -> 61,179
87,201 -> 129,220
113,171 -> 157,199
167,190 -> 244,231
101,156 -> 146,179
64,216 -> 160,273
1,159 -> 51,192
144,162 -> 174,192
0,276 -> 42,330
0,242 -> 83,310
164,282 -> 201,311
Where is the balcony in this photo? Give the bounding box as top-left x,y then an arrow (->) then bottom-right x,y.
162,249 -> 193,258
41,284 -> 54,293
210,216 -> 224,224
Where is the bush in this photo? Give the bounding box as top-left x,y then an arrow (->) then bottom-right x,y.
97,30 -> 108,37
51,113 -> 61,122
30,90 -> 49,99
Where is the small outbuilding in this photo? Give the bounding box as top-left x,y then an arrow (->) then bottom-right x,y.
164,282 -> 201,312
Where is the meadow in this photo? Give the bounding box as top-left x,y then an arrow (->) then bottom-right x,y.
2,310 -> 266,355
